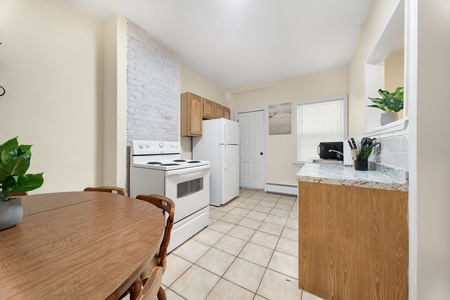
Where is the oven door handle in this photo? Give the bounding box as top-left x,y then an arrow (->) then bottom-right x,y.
165,165 -> 210,176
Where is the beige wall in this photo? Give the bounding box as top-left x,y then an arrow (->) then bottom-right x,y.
229,66 -> 349,186
0,0 -> 104,193
348,0 -> 401,136
415,0 -> 450,298
179,65 -> 226,159
103,14 -> 128,188
385,50 -> 404,92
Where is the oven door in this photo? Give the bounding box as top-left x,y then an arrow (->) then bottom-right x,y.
165,165 -> 210,222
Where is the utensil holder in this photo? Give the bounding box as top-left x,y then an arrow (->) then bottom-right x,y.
354,160 -> 368,171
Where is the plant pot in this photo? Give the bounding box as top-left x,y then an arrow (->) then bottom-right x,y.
0,197 -> 23,231
380,112 -> 399,126
354,160 -> 368,171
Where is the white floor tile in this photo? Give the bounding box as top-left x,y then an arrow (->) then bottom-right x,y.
223,258 -> 265,292
193,228 -> 225,246
196,247 -> 236,276
229,207 -> 251,216
268,251 -> 298,279
247,210 -> 268,221
281,227 -> 298,241
276,237 -> 298,257
227,225 -> 255,241
237,217 -> 263,230
264,214 -> 287,226
209,220 -> 235,234
258,221 -> 284,236
238,242 -> 273,267
302,290 -> 325,300
213,234 -> 247,255
270,208 -> 291,218
257,269 -> 302,300
250,231 -> 279,249
172,239 -> 211,263
171,265 -> 220,300
205,279 -> 254,300
164,289 -> 185,300
220,213 -> 244,224
162,254 -> 192,287
285,218 -> 298,229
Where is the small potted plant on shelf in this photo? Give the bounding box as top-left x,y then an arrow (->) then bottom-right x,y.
0,137 -> 44,231
368,87 -> 404,125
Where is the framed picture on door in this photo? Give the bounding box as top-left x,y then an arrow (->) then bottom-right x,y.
269,102 -> 292,135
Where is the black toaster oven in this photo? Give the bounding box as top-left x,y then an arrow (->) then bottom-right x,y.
317,142 -> 344,160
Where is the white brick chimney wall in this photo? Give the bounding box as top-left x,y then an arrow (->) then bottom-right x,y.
127,21 -> 180,143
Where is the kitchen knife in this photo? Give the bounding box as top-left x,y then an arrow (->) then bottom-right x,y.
347,140 -> 354,150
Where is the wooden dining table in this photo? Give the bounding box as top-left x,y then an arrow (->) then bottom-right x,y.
0,191 -> 165,300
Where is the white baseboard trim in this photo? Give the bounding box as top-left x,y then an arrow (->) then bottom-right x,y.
265,183 -> 297,196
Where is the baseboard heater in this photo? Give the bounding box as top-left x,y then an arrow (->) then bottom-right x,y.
265,183 -> 298,196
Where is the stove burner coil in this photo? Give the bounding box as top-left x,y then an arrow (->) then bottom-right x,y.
173,159 -> 186,162
188,160 -> 201,163
160,163 -> 180,166
146,162 -> 162,165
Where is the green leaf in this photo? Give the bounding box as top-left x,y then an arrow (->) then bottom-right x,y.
2,175 -> 16,190
0,190 -> 11,202
12,173 -> 44,193
368,87 -> 404,112
0,156 -> 30,182
18,144 -> 32,161
0,137 -> 19,163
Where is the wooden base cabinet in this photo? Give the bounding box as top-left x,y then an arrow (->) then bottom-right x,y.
298,182 -> 408,300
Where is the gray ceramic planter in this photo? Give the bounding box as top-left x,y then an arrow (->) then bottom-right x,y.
380,112 -> 399,126
0,197 -> 23,231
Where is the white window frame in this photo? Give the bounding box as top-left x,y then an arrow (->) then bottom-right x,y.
294,95 -> 348,164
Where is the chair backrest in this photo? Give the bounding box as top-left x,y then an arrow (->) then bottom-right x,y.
135,194 -> 175,266
135,266 -> 163,300
83,186 -> 128,196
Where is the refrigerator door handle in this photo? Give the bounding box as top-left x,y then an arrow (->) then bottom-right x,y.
224,122 -> 228,145
224,144 -> 227,169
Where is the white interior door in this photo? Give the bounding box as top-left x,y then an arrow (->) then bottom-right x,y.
237,110 -> 265,190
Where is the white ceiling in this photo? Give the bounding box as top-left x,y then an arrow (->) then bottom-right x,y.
66,0 -> 372,91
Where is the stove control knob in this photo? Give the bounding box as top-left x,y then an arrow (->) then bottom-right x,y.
145,143 -> 150,148
159,142 -> 164,148
138,143 -> 143,149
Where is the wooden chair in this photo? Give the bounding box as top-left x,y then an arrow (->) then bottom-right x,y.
131,266 -> 163,300
134,194 -> 175,300
83,186 -> 128,196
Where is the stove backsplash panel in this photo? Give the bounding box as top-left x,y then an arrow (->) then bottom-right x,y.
127,21 -> 180,143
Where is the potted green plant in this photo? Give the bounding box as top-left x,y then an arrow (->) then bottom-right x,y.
368,87 -> 404,125
0,137 -> 44,230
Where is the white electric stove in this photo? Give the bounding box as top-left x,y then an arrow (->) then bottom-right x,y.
130,140 -> 210,252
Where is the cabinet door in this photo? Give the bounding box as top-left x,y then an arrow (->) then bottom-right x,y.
214,103 -> 224,118
181,92 -> 203,136
203,98 -> 215,119
223,107 -> 231,119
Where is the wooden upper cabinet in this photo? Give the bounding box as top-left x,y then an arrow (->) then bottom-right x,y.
202,98 -> 215,119
181,92 -> 203,136
223,107 -> 231,119
214,103 -> 224,118
181,92 -> 232,136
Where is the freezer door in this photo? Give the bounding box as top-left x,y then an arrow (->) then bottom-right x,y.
220,118 -> 240,145
220,144 -> 240,204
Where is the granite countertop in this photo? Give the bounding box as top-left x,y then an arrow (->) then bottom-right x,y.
296,160 -> 409,191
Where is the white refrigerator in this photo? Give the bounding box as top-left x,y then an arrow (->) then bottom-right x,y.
193,118 -> 240,206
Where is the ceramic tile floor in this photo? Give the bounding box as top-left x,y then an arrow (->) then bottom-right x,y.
160,188 -> 325,300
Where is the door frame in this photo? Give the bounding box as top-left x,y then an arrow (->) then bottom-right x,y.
235,108 -> 267,192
